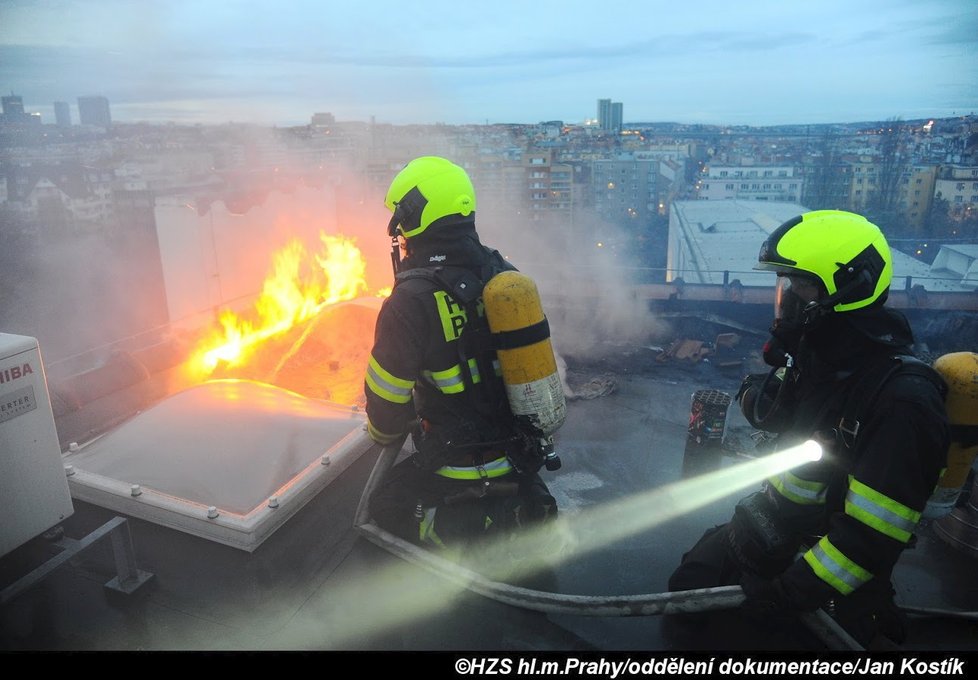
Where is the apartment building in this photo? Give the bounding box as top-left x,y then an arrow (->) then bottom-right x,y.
935,165 -> 978,216
523,150 -> 573,222
697,165 -> 801,202
590,157 -> 657,223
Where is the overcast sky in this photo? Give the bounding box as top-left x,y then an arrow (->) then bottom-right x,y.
1,0 -> 977,128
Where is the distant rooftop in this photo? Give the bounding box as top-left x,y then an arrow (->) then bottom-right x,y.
931,244 -> 978,291
669,200 -> 964,292
668,200 -> 807,286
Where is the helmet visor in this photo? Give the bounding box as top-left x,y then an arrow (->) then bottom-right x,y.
774,274 -> 823,322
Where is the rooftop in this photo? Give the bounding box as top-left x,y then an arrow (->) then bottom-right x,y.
2,323 -> 976,655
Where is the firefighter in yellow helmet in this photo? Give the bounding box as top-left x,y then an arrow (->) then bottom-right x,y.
668,210 -> 950,648
365,156 -> 558,550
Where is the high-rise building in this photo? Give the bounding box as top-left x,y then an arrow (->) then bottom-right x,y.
2,94 -> 25,117
77,95 -> 112,128
597,98 -> 623,133
54,101 -> 72,127
597,99 -> 611,128
2,93 -> 27,123
610,102 -> 623,133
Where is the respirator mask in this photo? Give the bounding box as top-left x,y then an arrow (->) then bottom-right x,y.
767,274 -> 825,364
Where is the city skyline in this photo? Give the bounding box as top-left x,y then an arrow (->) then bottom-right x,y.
1,0 -> 977,128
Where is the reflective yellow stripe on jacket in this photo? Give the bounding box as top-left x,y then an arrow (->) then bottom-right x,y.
367,420 -> 403,445
803,536 -> 873,595
423,359 -> 482,394
365,355 -> 415,404
422,359 -> 501,395
419,508 -> 447,548
423,361 -> 476,395
434,456 -> 513,480
845,475 -> 921,543
768,471 -> 828,506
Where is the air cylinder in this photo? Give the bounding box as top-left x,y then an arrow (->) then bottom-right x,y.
924,352 -> 978,519
483,270 -> 566,437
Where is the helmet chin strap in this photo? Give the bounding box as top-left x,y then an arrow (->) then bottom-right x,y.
387,205 -> 408,276
390,235 -> 402,276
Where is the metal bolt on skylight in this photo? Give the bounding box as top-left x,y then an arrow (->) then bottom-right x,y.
268,496 -> 279,509
207,506 -> 219,519
130,485 -> 142,497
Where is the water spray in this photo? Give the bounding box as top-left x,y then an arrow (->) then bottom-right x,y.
314,437 -> 839,649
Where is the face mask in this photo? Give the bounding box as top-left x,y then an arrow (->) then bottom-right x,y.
775,275 -> 821,321
390,234 -> 409,276
769,275 -> 826,359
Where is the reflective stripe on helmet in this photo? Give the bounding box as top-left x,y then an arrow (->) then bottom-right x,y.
845,475 -> 921,543
803,536 -> 873,595
365,355 -> 414,404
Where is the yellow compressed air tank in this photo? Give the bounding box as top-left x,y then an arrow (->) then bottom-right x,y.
483,270 -> 566,437
925,352 -> 978,518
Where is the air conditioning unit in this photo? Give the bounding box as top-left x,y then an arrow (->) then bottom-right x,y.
0,333 -> 74,557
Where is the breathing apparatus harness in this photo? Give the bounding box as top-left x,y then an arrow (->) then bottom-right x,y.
732,351 -> 947,579
826,353 -> 946,455
392,259 -> 559,476
385,172 -> 561,474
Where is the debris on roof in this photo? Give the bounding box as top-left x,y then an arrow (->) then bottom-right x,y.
656,338 -> 710,364
654,333 -> 745,369
566,374 -> 617,401
712,333 -> 742,368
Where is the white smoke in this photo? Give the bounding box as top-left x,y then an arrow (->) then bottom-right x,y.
475,204 -> 668,361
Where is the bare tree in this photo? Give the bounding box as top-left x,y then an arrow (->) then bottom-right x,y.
869,118 -> 908,231
804,128 -> 846,210
924,194 -> 952,238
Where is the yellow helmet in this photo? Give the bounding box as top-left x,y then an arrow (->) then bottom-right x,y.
757,210 -> 893,313
384,156 -> 476,239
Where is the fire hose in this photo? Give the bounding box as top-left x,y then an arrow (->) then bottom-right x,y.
898,605 -> 978,622
353,440 -> 865,651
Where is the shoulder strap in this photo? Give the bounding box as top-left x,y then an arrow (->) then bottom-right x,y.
394,265 -> 505,420
481,248 -> 511,282
394,266 -> 485,306
393,248 -> 510,296
837,354 -> 946,449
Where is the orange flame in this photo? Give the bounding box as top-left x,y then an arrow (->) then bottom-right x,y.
191,232 -> 370,376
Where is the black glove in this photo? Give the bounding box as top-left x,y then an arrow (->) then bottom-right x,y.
762,335 -> 789,368
741,569 -> 823,620
728,491 -> 799,578
740,571 -> 793,615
